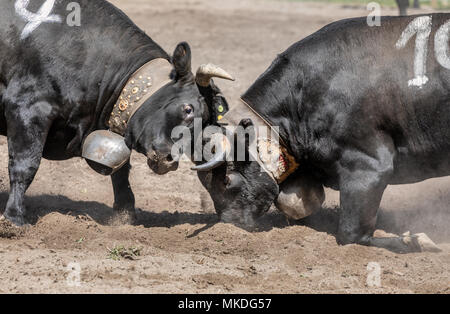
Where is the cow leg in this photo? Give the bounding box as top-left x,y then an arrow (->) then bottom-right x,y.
3,101 -> 54,226
337,143 -> 419,253
396,0 -> 409,16
111,160 -> 136,221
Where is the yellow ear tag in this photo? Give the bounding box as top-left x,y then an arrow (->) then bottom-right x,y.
217,115 -> 223,121
217,105 -> 224,113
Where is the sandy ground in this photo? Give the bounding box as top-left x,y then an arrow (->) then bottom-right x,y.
0,0 -> 449,294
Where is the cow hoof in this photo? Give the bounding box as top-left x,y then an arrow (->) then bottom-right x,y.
2,213 -> 26,227
412,233 -> 442,253
0,215 -> 30,228
402,232 -> 442,253
110,210 -> 137,226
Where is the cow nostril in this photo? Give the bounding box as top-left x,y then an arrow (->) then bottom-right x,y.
166,154 -> 173,162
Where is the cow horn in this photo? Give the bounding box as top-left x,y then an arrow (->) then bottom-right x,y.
191,136 -> 230,171
195,64 -> 234,87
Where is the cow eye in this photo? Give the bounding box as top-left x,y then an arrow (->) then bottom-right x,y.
183,104 -> 193,115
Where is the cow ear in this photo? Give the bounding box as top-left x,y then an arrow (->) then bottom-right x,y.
172,42 -> 194,83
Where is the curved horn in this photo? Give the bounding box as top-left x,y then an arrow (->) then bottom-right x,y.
195,64 -> 234,87
191,150 -> 226,171
191,136 -> 230,171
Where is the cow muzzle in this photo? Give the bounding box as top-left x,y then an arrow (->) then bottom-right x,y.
147,150 -> 178,175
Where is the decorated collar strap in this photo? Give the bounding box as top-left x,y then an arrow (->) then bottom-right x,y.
108,58 -> 173,136
218,98 -> 299,184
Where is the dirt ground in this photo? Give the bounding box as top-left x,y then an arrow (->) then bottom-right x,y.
0,0 -> 449,294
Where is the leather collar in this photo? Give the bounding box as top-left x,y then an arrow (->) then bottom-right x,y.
218,98 -> 299,184
108,58 -> 173,135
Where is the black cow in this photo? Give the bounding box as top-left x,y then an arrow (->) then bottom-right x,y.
150,14 -> 450,253
0,0 -> 232,225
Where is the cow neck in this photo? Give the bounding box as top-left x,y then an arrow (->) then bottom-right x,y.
108,58 -> 173,136
219,98 -> 299,184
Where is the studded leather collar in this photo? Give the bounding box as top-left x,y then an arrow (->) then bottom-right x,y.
219,98 -> 299,184
108,58 -> 173,135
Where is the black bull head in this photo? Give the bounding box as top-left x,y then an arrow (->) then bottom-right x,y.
192,120 -> 325,229
124,42 -> 234,175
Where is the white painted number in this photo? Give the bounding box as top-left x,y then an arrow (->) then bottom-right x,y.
395,16 -> 432,88
435,20 -> 450,70
15,0 -> 62,40
396,16 -> 450,88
